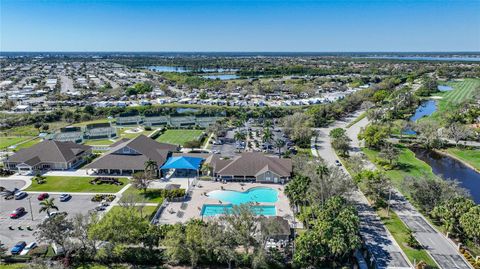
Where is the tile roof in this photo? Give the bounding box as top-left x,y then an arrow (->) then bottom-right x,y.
213,152 -> 292,177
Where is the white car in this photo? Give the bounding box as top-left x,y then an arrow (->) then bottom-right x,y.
14,191 -> 27,200
20,242 -> 36,255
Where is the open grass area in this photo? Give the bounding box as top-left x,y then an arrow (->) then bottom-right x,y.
377,209 -> 438,268
0,136 -> 31,149
155,129 -> 203,146
444,148 -> 480,171
428,79 -> 480,122
25,176 -> 128,193
72,119 -> 110,127
13,138 -> 42,151
120,186 -> 166,203
83,139 -> 117,146
107,205 -> 157,221
362,145 -> 437,188
118,127 -> 153,139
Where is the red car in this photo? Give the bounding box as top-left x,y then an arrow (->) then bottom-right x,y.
37,193 -> 49,201
10,207 -> 25,219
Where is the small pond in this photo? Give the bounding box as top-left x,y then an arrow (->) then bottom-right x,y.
202,74 -> 239,80
145,66 -> 238,73
403,100 -> 438,135
438,85 -> 453,92
412,148 -> 480,204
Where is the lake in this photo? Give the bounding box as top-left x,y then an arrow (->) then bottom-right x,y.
359,56 -> 480,62
202,74 -> 239,80
145,66 -> 238,73
403,100 -> 438,135
412,148 -> 480,204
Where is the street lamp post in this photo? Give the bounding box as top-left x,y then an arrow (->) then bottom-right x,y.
28,197 -> 34,221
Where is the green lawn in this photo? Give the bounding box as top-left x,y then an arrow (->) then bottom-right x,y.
120,186 -> 165,203
107,205 -> 157,221
377,209 -> 438,268
428,79 -> 480,122
25,176 -> 128,193
0,136 -> 31,149
72,119 -> 110,127
362,145 -> 438,188
118,127 -> 153,139
445,148 -> 480,171
155,129 -> 203,146
84,139 -> 117,146
13,138 -> 42,151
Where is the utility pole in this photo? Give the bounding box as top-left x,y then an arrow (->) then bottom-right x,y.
28,197 -> 34,221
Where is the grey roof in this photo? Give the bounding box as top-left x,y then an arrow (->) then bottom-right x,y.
85,135 -> 176,170
6,140 -> 91,165
213,152 -> 292,177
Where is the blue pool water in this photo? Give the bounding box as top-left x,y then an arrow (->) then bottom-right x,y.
207,187 -> 278,204
201,204 -> 277,216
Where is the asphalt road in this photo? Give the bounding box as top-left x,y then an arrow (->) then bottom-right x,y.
312,111 -> 411,269
343,116 -> 472,269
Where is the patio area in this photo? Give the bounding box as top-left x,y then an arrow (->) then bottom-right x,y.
157,180 -> 301,228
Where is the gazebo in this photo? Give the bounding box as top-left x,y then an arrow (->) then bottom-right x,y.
160,156 -> 204,178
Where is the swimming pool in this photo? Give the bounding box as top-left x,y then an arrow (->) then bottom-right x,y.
201,204 -> 276,216
206,187 -> 279,204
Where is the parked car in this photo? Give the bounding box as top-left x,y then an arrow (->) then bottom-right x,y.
335,160 -> 342,166
10,241 -> 26,255
20,242 -> 37,255
9,207 -> 25,219
14,191 -> 27,200
95,205 -> 106,211
59,194 -> 71,202
37,193 -> 49,201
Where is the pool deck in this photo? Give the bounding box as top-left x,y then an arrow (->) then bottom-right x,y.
158,180 -> 301,228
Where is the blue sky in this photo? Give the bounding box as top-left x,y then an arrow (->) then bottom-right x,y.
1,0 -> 479,52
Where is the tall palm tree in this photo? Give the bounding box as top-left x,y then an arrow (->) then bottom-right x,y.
144,159 -> 158,179
262,128 -> 273,144
274,138 -> 285,157
234,131 -> 246,142
39,198 -> 59,216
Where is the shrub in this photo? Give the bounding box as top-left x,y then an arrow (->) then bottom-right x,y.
91,194 -> 116,202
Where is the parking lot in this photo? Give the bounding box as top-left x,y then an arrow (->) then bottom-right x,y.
0,191 -> 98,250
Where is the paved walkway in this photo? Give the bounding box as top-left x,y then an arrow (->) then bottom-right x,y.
345,116 -> 472,269
312,112 -> 411,269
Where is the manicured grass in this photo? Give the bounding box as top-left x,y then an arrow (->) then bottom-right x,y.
428,79 -> 480,122
362,145 -> 438,188
84,139 -> 117,146
155,129 -> 203,146
377,209 -> 438,268
120,186 -> 165,203
107,205 -> 158,221
445,148 -> 480,171
118,127 -> 153,139
13,138 -> 42,151
0,136 -> 31,149
0,264 -> 29,269
25,176 -> 128,193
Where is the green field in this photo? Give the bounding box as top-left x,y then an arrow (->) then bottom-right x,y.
445,148 -> 480,171
362,145 -> 437,188
0,136 -> 31,149
84,139 -> 117,146
429,79 -> 480,122
118,127 -> 153,139
13,138 -> 42,151
120,186 -> 166,203
155,129 -> 203,146
72,119 -> 110,127
377,209 -> 438,268
25,176 -> 128,193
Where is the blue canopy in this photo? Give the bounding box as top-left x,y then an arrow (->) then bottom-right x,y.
161,156 -> 203,171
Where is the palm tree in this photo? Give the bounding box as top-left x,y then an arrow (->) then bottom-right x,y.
274,138 -> 285,157
39,198 -> 59,216
262,128 -> 273,144
144,159 -> 158,179
234,131 -> 246,142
